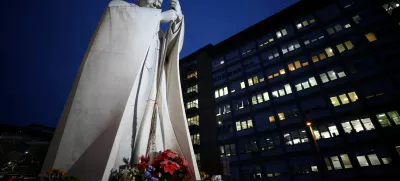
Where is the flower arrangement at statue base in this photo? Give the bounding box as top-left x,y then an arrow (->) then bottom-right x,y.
112,149 -> 190,181
39,169 -> 80,181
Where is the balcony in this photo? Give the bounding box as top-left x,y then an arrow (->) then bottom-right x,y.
184,91 -> 198,99
186,106 -> 199,114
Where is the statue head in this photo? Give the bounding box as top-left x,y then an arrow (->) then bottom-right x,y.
138,0 -> 163,9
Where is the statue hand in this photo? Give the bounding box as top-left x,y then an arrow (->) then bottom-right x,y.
161,9 -> 178,23
170,0 -> 183,21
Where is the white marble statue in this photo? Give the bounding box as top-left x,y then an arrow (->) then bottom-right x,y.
42,0 -> 200,180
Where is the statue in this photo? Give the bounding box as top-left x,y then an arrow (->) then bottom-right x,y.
41,0 -> 200,180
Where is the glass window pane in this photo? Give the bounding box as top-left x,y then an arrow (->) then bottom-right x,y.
263,92 -> 270,101
240,81 -> 246,89
219,89 -> 224,97
302,81 -> 310,89
312,56 -> 319,63
350,120 -> 364,132
257,94 -> 263,103
382,157 -> 392,164
365,33 -> 377,42
248,78 -> 253,86
344,41 -> 354,50
280,69 -> 286,75
331,156 -> 343,170
357,156 -> 369,167
376,113 -> 392,127
337,44 -> 346,53
341,154 -> 353,168
282,29 -> 287,35
348,92 -> 358,102
236,122 -> 241,131
295,84 -> 303,91
325,48 -> 335,57
241,121 -> 247,129
320,73 -> 329,83
334,24 -> 343,32
279,89 -> 286,96
248,120 -> 253,128
302,20 -> 309,26
338,72 -> 346,78
320,125 -> 331,139
325,158 -> 333,170
284,133 -> 292,145
278,113 -> 285,121
294,61 -> 302,69
272,91 -> 279,98
387,111 -> 400,125
252,96 -> 258,105
342,122 -> 353,133
285,84 -> 292,94
313,128 -> 321,140
327,71 -> 337,80
368,154 -> 381,166
224,87 -> 228,95
269,116 -> 275,123
361,118 -> 375,131
339,94 -> 350,104
319,53 -> 327,60
297,23 -> 303,29
328,124 -> 339,137
331,97 -> 340,107
276,32 -> 282,38
327,28 -> 335,35
309,77 -> 318,86
215,90 -> 219,98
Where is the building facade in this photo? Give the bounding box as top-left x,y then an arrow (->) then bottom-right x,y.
179,0 -> 400,180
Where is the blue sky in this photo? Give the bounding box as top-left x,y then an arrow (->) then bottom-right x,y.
1,0 -> 299,127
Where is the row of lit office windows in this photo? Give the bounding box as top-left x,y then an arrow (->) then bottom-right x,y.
220,111 -> 399,136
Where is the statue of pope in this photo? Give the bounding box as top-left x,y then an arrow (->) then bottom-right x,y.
42,0 -> 200,180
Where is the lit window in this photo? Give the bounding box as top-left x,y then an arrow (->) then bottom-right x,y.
236,119 -> 253,131
344,41 -> 354,50
388,111 -> 400,125
269,116 -> 275,123
348,92 -> 358,102
331,156 -> 342,170
320,73 -> 329,83
325,48 -> 335,57
339,94 -> 350,105
341,118 -> 375,134
187,115 -> 199,126
280,69 -> 286,75
330,97 -> 340,107
368,154 -> 381,166
284,130 -> 308,145
297,23 -> 303,29
352,15 -> 361,24
357,156 -> 369,167
276,28 -> 287,38
310,19 -> 315,23
313,123 -> 339,140
288,63 -> 295,71
327,71 -> 337,80
240,81 -> 246,89
215,86 -> 229,98
187,85 -> 198,94
341,154 -> 353,168
344,24 -> 351,28
276,32 -> 282,38
248,78 -> 253,86
278,113 -> 285,121
312,56 -> 319,63
319,53 -> 327,60
302,20 -> 309,26
272,91 -> 279,98
187,71 -> 198,79
187,99 -> 199,109
365,33 -> 377,42
337,44 -> 346,53
191,134 -> 200,145
284,84 -> 292,94
263,92 -> 270,101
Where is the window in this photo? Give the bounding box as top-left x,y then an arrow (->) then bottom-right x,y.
248,73 -> 265,86
336,41 -> 354,53
187,71 -> 197,79
265,161 -> 288,178
341,118 -> 375,134
241,42 -> 256,57
319,69 -> 346,83
281,41 -> 301,54
234,97 -> 250,110
325,154 -> 353,170
191,133 -> 200,145
365,33 -> 377,42
216,104 -> 231,116
187,85 -> 198,94
236,119 -> 253,131
383,1 -> 400,15
187,99 -> 198,109
261,49 -> 280,61
291,156 -> 319,174
251,91 -> 270,105
303,30 -> 325,47
276,28 -> 288,38
230,80 -> 246,93
296,16 -> 316,29
356,149 -> 393,167
352,15 -> 361,24
187,115 -> 199,126
326,21 -> 351,35
294,76 -> 318,91
212,57 -> 225,68
313,123 -> 339,140
220,144 -> 236,157
257,34 -> 275,48
287,58 -> 309,72
242,139 -> 259,153
311,47 -> 335,63
284,129 -> 308,145
267,66 -> 286,80
260,135 -> 280,151
278,113 -> 285,121
376,111 -> 400,127
269,116 -> 275,123
272,84 -> 292,98
215,86 -> 228,98
330,91 -> 358,107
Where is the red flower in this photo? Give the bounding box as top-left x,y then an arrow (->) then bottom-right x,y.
136,155 -> 150,169
161,149 -> 178,159
160,159 -> 180,175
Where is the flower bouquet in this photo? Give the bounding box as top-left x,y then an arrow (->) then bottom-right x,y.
39,169 -> 80,181
136,149 -> 190,181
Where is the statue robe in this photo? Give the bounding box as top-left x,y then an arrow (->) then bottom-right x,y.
42,0 -> 200,180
